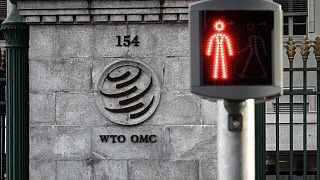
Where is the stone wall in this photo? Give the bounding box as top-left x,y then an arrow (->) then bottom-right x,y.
21,0 -> 218,179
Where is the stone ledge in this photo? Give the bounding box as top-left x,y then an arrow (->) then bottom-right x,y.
22,14 -> 189,24
16,0 -> 197,24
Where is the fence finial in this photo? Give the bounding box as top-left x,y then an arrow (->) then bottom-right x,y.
0,49 -> 5,71
300,35 -> 310,61
313,36 -> 320,61
286,36 -> 296,62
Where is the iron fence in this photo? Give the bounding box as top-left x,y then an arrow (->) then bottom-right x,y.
256,36 -> 320,180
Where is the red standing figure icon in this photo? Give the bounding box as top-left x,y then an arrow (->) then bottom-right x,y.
206,21 -> 233,80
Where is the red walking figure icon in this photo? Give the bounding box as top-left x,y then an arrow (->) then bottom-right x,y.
206,20 -> 233,80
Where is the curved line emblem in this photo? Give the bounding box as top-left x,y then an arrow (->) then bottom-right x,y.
95,60 -> 160,125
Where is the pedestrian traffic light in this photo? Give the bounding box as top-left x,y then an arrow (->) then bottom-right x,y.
190,0 -> 283,101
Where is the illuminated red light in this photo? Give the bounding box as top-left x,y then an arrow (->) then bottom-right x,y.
214,21 -> 225,32
206,20 -> 233,80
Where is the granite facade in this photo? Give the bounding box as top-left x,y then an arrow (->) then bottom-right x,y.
23,0 -> 218,179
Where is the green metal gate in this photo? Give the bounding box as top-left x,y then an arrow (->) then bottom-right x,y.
256,36 -> 320,180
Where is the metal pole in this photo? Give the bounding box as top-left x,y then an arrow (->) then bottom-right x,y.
0,114 -> 5,179
255,102 -> 266,180
1,2 -> 29,180
217,99 -> 255,180
0,49 -> 6,180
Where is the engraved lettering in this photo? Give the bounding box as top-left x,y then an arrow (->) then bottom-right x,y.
100,135 -> 109,143
131,135 -> 139,143
118,135 -> 126,143
100,134 -> 157,144
149,135 -> 157,143
139,135 -> 149,143
110,135 -> 117,143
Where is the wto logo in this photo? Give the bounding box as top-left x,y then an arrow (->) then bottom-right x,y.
95,60 -> 160,125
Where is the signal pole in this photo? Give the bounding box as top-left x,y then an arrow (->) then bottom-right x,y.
217,100 -> 255,180
189,0 -> 282,179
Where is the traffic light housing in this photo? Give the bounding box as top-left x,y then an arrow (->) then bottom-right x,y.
190,0 -> 283,101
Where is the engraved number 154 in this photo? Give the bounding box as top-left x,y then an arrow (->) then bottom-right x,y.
116,35 -> 140,47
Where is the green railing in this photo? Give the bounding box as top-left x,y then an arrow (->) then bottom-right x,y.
256,36 -> 320,180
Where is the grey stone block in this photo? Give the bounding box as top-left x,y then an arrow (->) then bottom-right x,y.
91,1 -> 160,9
92,126 -> 164,159
94,160 -> 128,180
76,15 -> 90,22
180,14 -> 189,21
163,0 -> 197,8
56,92 -> 111,126
164,126 -> 217,160
55,26 -> 94,58
93,15 -> 109,22
57,161 -> 92,180
29,25 -> 58,60
164,57 -> 190,92
30,25 -> 94,60
145,93 -> 201,125
30,160 -> 56,180
128,160 -> 199,180
21,10 -> 89,16
30,126 -> 91,160
25,16 -> 40,23
139,58 -> 165,89
126,24 -> 189,57
29,58 -> 92,92
92,9 -> 159,15
144,14 -> 160,22
199,159 -> 217,180
30,93 -> 55,125
93,25 -> 128,58
42,16 -> 57,23
127,15 -> 143,22
140,58 -> 164,88
18,1 -> 88,9
201,98 -> 218,125
163,8 -> 188,14
163,14 -> 178,21
110,15 -> 126,22
59,16 -> 74,23
93,24 -> 189,58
